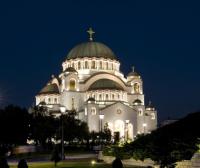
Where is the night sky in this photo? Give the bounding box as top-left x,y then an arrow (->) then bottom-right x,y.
0,0 -> 200,121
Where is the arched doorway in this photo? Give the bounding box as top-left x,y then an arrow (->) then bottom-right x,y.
69,79 -> 76,90
114,120 -> 124,139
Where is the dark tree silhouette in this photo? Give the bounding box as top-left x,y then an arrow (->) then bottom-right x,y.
0,157 -> 9,168
124,111 -> 200,167
18,159 -> 28,168
112,157 -> 124,168
0,105 -> 29,145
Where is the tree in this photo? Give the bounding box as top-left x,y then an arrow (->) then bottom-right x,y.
29,106 -> 58,148
102,122 -> 112,142
112,157 -> 124,168
57,110 -> 89,143
0,105 -> 30,145
18,159 -> 28,168
125,111 -> 200,167
0,157 -> 9,168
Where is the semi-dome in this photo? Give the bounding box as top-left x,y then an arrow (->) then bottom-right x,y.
127,67 -> 140,77
88,79 -> 123,91
133,99 -> 142,105
64,67 -> 77,73
66,42 -> 117,60
146,101 -> 155,110
38,83 -> 59,95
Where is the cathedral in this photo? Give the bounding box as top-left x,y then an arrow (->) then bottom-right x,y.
35,28 -> 157,140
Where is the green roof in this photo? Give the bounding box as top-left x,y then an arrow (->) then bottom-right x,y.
38,83 -> 59,95
88,79 -> 123,91
66,41 -> 117,60
133,99 -> 142,104
127,71 -> 140,77
64,67 -> 77,72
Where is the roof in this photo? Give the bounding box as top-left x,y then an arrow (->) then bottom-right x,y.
146,101 -> 155,109
64,67 -> 77,73
133,99 -> 142,104
87,97 -> 95,102
38,83 -> 60,95
127,66 -> 140,77
127,71 -> 140,77
88,79 -> 124,91
66,41 -> 117,60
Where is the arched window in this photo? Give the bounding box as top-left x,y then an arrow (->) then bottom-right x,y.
48,98 -> 51,103
118,94 -> 120,100
99,94 -> 102,100
112,94 -> 115,100
85,61 -> 88,69
69,79 -> 76,90
151,113 -> 155,120
138,109 -> 143,116
54,98 -> 57,104
106,94 -> 109,100
99,61 -> 102,69
91,107 -> 96,115
78,62 -> 81,69
71,62 -> 74,68
134,83 -> 140,93
106,62 -> 108,70
92,61 -> 95,69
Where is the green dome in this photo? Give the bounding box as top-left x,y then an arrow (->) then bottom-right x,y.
66,42 -> 117,60
88,79 -> 123,91
64,67 -> 77,73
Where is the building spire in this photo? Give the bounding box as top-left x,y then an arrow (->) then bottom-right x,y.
132,66 -> 135,72
87,27 -> 95,41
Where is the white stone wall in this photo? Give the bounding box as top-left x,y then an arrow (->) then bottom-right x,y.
87,103 -> 100,132
127,94 -> 145,105
35,94 -> 60,105
60,91 -> 84,111
100,102 -> 138,138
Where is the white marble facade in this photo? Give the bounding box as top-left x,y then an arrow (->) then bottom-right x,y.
35,29 -> 157,140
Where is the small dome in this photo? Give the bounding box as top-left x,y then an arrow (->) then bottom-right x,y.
38,83 -> 59,95
146,101 -> 155,110
66,42 -> 117,60
87,97 -> 95,102
127,71 -> 140,77
64,67 -> 77,73
38,101 -> 46,105
127,66 -> 140,77
133,99 -> 142,105
88,79 -> 123,91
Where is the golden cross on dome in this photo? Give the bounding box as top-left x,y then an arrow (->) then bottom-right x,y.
87,27 -> 95,41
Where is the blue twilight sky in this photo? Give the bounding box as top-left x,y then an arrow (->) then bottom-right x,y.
0,0 -> 199,121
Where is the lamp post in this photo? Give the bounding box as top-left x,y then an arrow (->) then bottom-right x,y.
60,106 -> 66,160
99,114 -> 104,150
99,114 -> 104,132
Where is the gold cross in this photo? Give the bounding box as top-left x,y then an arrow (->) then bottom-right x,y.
87,27 -> 95,41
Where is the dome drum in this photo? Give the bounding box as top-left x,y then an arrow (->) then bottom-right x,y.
62,57 -> 120,72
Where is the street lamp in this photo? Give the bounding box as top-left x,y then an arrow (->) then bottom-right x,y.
142,123 -> 147,134
99,114 -> 104,132
60,106 -> 66,160
99,114 -> 104,150
125,120 -> 129,141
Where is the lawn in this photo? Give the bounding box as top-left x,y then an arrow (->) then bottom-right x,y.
9,160 -> 142,168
